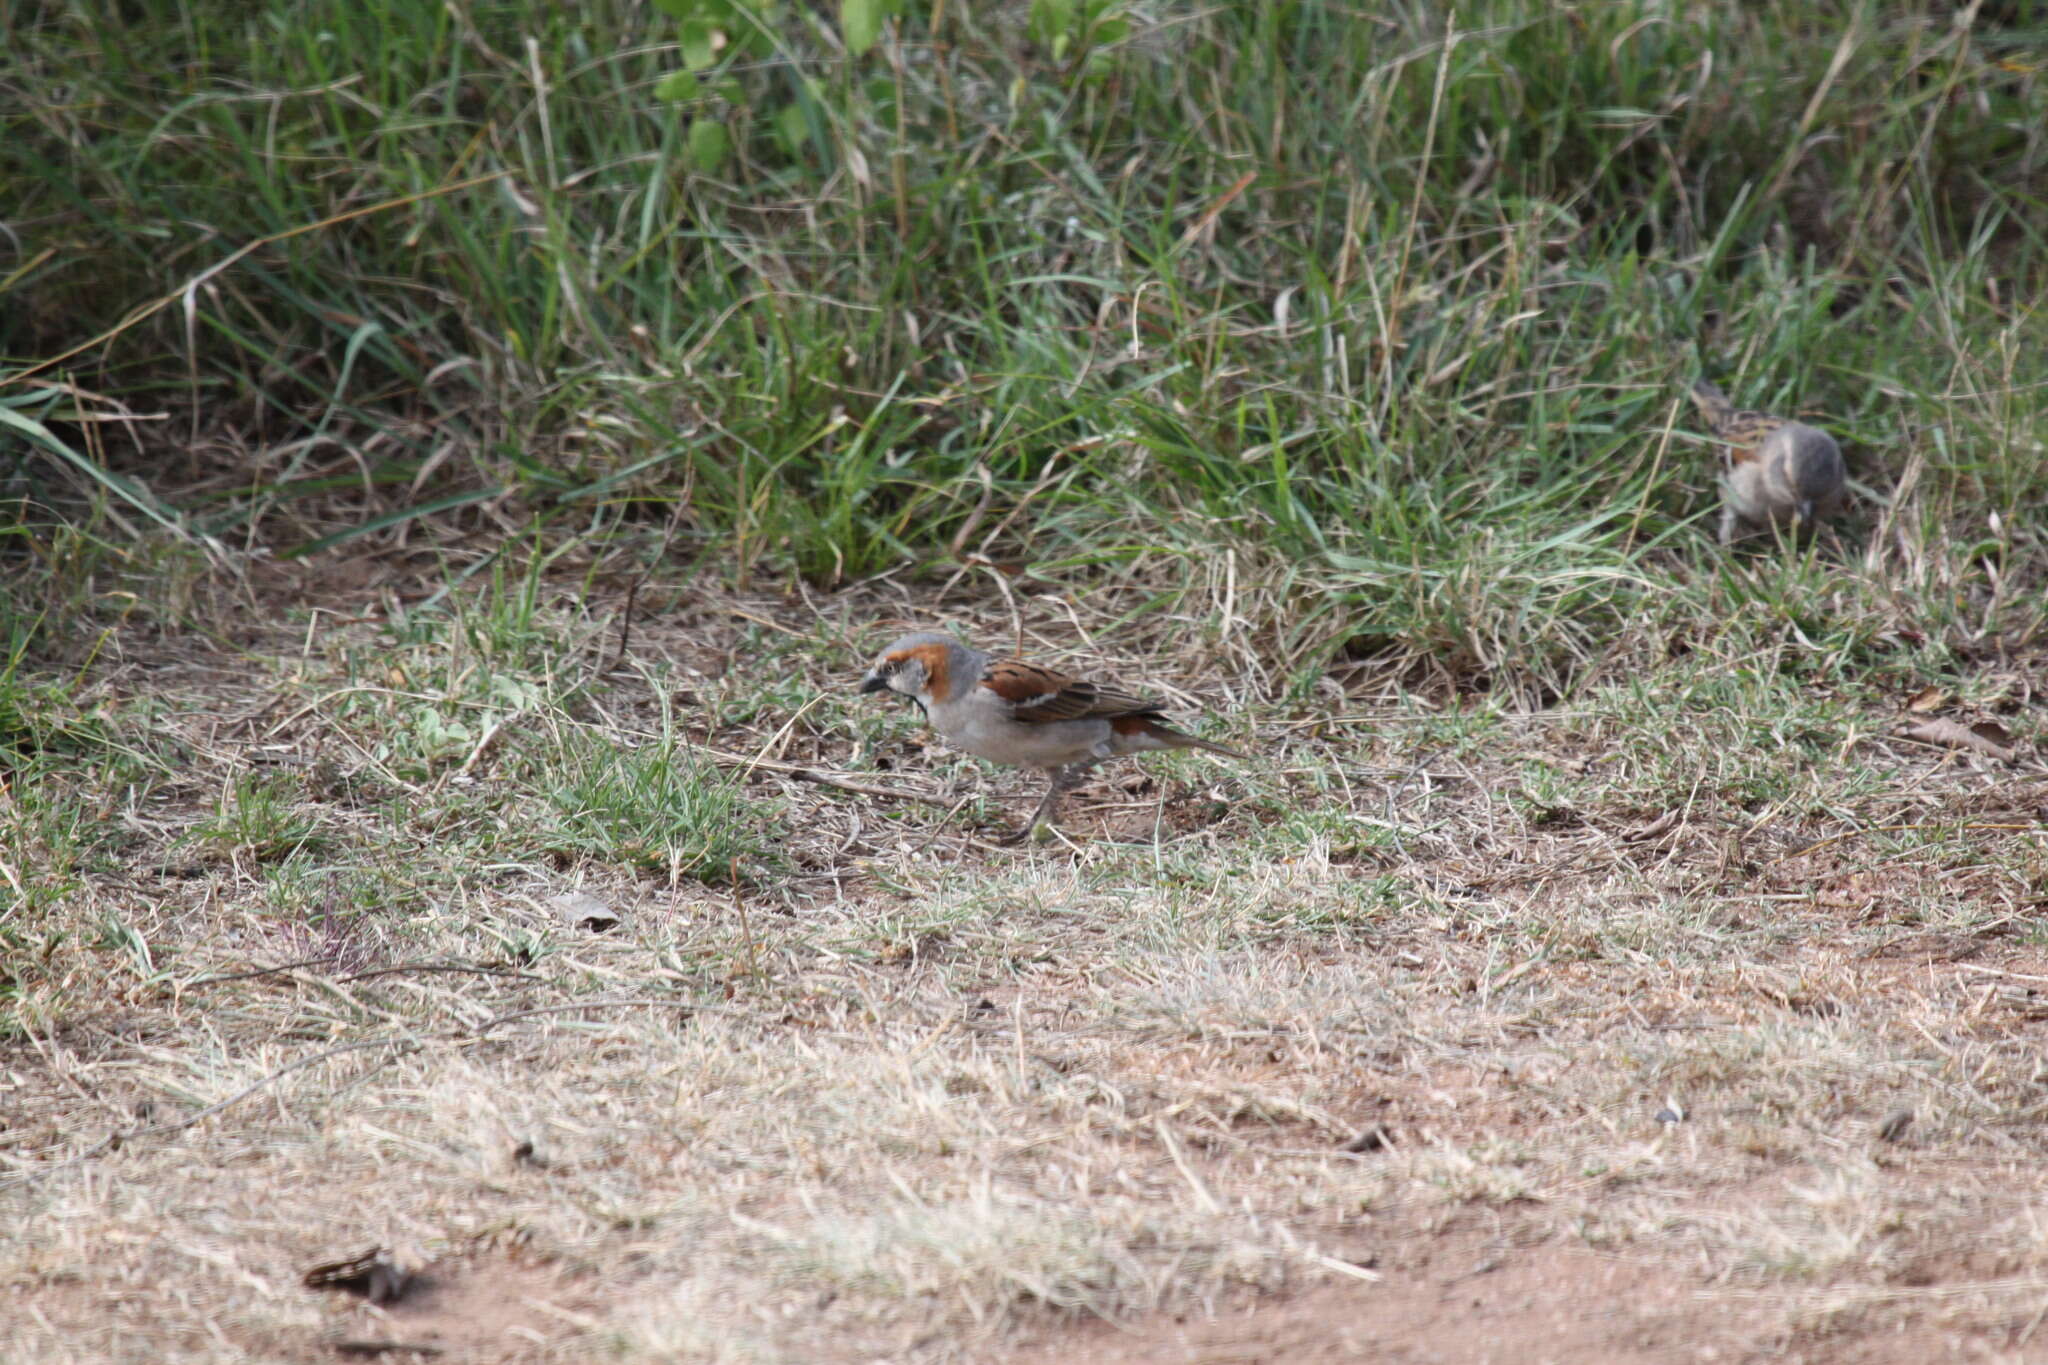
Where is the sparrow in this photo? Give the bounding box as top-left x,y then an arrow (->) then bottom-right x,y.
1687,379 -> 1847,544
859,631 -> 1248,842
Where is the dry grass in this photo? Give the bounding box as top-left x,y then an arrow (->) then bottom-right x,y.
3,551 -> 2046,1363
10,2 -> 2048,1357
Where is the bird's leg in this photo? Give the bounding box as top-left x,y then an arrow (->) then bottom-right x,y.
1000,762 -> 1097,844
997,767 -> 1067,845
1043,760 -> 1102,829
1029,767 -> 1068,834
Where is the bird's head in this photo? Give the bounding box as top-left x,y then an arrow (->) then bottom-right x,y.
860,632 -> 969,706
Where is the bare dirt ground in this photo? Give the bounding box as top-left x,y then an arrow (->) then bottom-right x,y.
5,555 -> 2047,1363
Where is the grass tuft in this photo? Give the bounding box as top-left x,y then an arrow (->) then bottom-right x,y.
541,734 -> 773,884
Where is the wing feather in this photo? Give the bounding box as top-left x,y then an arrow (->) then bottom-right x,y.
1716,411 -> 1788,467
981,660 -> 1163,724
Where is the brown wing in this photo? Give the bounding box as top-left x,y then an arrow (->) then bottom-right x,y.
981,659 -> 1162,724
1715,409 -> 1787,465
1689,381 -> 1787,461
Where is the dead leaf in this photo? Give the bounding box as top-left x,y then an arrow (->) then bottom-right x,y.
1341,1123 -> 1393,1153
549,892 -> 619,933
1899,718 -> 2015,762
1971,720 -> 2016,749
303,1247 -> 412,1304
1905,686 -> 1947,713
332,1340 -> 445,1359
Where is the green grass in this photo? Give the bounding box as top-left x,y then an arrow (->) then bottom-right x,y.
4,11 -> 2048,1355
193,774 -> 329,863
540,733 -> 773,881
5,0 -> 2046,700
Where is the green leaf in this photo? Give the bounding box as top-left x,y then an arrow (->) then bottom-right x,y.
841,0 -> 892,57
653,70 -> 698,102
1029,0 -> 1075,45
679,17 -> 719,71
775,101 -> 810,155
688,117 -> 731,173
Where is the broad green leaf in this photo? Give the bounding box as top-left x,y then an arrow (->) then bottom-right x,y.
653,71 -> 698,102
679,17 -> 719,71
775,101 -> 810,155
688,117 -> 731,173
1029,0 -> 1075,45
841,0 -> 891,57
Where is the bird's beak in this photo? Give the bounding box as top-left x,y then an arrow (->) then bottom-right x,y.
859,672 -> 889,695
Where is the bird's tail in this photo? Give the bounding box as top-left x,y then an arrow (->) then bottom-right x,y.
1154,725 -> 1250,760
1109,713 -> 1250,759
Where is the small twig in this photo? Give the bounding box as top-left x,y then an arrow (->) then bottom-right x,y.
1956,964 -> 2048,986
1177,168 -> 1257,248
339,963 -> 547,984
689,742 -> 954,807
723,607 -> 809,638
906,793 -> 983,857
453,714 -> 512,778
146,1039 -> 413,1137
180,956 -> 339,988
1153,1115 -> 1223,1215
471,997 -> 714,1034
740,691 -> 834,774
182,959 -> 543,990
602,576 -> 642,677
782,764 -> 949,805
